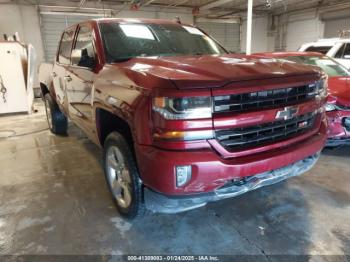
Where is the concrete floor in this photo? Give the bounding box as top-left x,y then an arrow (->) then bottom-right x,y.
0,100 -> 350,260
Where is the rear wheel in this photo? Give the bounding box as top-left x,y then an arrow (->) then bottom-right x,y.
44,93 -> 68,135
103,132 -> 145,219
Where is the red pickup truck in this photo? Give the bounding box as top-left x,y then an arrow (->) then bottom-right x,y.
39,18 -> 327,218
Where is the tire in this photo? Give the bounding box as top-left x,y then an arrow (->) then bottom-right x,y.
44,93 -> 68,135
103,132 -> 145,219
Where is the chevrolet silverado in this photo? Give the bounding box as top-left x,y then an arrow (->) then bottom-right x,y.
39,18 -> 327,218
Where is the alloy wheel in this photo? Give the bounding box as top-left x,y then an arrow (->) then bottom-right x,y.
106,146 -> 132,208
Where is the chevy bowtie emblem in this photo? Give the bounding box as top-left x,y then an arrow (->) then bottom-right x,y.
275,106 -> 298,120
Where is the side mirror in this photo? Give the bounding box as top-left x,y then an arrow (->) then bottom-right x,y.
71,49 -> 82,65
71,48 -> 96,69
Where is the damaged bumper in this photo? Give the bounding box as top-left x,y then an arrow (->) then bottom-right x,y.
326,110 -> 350,147
326,138 -> 350,147
145,152 -> 320,214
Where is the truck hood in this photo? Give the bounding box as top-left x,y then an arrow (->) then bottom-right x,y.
328,76 -> 350,107
117,54 -> 320,89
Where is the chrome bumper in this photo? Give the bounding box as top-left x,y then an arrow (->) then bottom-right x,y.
145,152 -> 321,214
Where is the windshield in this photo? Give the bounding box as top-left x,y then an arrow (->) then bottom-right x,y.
282,55 -> 350,77
99,22 -> 227,63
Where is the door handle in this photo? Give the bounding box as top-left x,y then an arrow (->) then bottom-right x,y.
64,75 -> 72,82
52,72 -> 57,78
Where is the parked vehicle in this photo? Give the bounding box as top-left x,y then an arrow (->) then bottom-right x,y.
39,18 -> 327,218
253,52 -> 350,147
299,35 -> 350,69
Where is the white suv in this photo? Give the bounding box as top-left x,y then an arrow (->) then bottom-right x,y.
299,37 -> 350,70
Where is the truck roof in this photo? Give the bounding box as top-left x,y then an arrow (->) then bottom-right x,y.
301,38 -> 350,47
64,18 -> 193,31
95,17 -> 190,25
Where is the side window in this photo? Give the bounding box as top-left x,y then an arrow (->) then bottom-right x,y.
72,26 -> 96,68
342,43 -> 350,59
334,44 -> 345,58
57,29 -> 75,64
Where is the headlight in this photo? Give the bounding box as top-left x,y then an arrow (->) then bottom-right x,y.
317,75 -> 328,97
324,103 -> 336,112
153,96 -> 212,120
307,78 -> 327,98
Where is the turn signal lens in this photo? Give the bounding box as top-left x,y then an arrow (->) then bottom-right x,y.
317,74 -> 328,98
154,130 -> 213,141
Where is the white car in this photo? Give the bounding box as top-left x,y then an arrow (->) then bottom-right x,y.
299,38 -> 350,70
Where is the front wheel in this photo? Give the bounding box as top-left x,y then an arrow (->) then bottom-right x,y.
103,132 -> 145,219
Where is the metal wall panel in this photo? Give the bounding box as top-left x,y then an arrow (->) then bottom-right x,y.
196,22 -> 240,52
286,19 -> 320,51
324,18 -> 350,38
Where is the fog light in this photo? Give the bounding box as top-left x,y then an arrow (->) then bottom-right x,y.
176,165 -> 192,187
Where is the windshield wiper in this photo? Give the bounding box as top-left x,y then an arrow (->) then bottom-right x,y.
112,56 -> 134,63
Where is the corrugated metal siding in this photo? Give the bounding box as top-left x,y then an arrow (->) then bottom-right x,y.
324,18 -> 350,38
40,14 -> 103,62
286,19 -> 320,51
196,22 -> 240,52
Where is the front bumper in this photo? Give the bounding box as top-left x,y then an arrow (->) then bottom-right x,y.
136,120 -> 327,195
144,152 -> 320,214
326,110 -> 350,146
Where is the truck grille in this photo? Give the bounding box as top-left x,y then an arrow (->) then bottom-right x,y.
214,83 -> 320,113
215,112 -> 317,152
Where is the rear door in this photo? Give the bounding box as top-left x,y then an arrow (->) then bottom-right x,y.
52,28 -> 76,113
65,23 -> 96,133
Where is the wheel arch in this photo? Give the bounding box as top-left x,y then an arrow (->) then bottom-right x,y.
95,107 -> 134,149
40,82 -> 49,97
40,82 -> 57,102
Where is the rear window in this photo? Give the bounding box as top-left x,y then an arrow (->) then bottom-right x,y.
304,45 -> 332,54
57,29 -> 75,64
